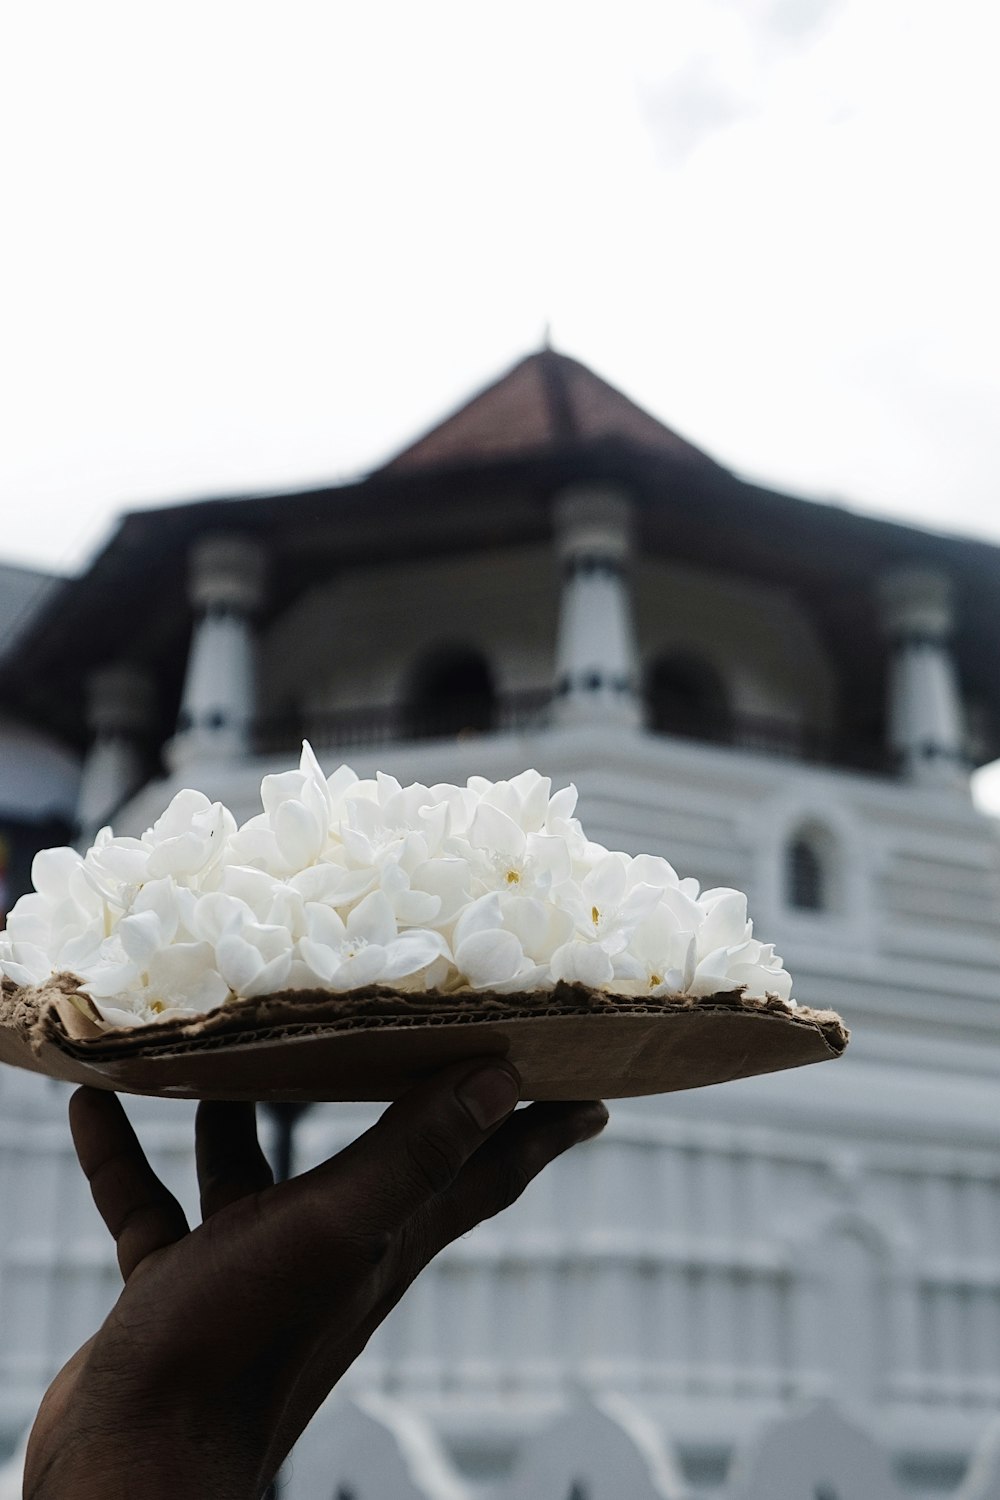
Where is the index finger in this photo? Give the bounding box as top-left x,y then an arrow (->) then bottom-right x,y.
69,1088 -> 190,1280
279,1059 -> 520,1258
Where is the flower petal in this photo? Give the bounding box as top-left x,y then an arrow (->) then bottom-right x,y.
326,944 -> 388,991
455,928 -> 524,988
30,847 -> 82,902
469,803 -> 526,861
304,904 -> 348,947
290,864 -> 374,906
274,799 -> 324,870
549,940 -> 614,988
146,942 -> 220,998
346,890 -> 397,948
391,889 -> 442,926
240,950 -> 293,999
453,892 -> 504,949
297,938 -> 339,983
380,929 -> 451,981
118,909 -> 165,964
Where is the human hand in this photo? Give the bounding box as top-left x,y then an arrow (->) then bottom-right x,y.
24,1064 -> 607,1500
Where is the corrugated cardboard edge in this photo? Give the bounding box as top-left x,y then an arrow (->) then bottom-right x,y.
0,973 -> 848,1100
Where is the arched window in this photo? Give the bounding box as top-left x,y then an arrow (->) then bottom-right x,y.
645,652 -> 731,743
788,837 -> 824,910
405,645 -> 496,740
784,823 -> 835,912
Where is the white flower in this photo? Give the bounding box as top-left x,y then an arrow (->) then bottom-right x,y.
446,801 -> 572,899
405,857 -> 472,924
554,854 -> 663,955
0,845 -> 105,982
549,938 -> 615,988
228,742 -> 354,874
143,790 -> 235,881
298,890 -> 449,992
695,888 -> 751,958
0,747 -> 795,1024
341,773 -> 450,864
611,896 -> 699,995
0,938 -> 50,988
452,893 -> 550,993
689,938 -> 794,1002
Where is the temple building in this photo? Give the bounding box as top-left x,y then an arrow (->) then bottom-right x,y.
2,349 -> 1000,1496
0,563 -> 78,925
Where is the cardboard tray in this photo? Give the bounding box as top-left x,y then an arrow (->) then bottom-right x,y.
0,975 -> 848,1102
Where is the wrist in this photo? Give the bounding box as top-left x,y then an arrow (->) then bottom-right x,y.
26,1426 -> 265,1500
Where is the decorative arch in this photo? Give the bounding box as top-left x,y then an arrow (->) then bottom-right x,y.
747,795 -> 873,952
784,820 -> 838,914
788,835 -> 823,910
284,1393 -> 466,1500
781,1208 -> 899,1419
644,651 -> 732,743
505,1393 -> 683,1500
727,1401 -> 906,1500
403,644 -> 497,740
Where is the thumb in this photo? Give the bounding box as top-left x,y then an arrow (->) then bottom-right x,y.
299,1058 -> 521,1238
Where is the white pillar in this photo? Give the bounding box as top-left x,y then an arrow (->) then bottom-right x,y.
76,666 -> 155,838
169,534 -> 265,770
879,568 -> 968,788
552,485 -> 640,728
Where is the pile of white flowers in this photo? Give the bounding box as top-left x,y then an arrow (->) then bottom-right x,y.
0,745 -> 793,1029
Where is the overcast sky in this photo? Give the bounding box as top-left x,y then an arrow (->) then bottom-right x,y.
4,0 -> 1000,802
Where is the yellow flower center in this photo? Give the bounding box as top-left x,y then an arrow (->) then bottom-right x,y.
506,869 -> 521,885
591,905 -> 600,926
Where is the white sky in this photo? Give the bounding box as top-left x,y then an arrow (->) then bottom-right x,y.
3,0 -> 1000,804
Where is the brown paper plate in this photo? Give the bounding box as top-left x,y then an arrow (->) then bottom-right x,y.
0,975 -> 848,1102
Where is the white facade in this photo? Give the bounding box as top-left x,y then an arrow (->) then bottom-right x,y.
2,384 -> 1000,1493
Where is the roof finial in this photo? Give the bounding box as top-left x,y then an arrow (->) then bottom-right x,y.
542,320 -> 553,351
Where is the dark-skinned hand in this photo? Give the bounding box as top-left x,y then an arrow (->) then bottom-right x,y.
23,1062 -> 607,1500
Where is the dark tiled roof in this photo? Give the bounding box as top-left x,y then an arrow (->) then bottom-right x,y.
382,349 -> 720,473
0,564 -> 59,664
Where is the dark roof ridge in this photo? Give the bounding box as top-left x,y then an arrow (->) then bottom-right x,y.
379,347 -> 718,474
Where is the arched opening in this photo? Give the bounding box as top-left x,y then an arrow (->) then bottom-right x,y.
785,823 -> 836,912
788,836 -> 824,911
645,652 -> 731,743
405,645 -> 496,740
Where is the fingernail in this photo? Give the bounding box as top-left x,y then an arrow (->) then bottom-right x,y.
572,1101 -> 609,1141
457,1065 -> 520,1130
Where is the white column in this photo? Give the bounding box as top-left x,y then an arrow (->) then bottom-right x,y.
552,485 -> 640,728
886,1269 -> 923,1402
76,665 -> 155,838
879,567 -> 968,788
169,534 -> 265,770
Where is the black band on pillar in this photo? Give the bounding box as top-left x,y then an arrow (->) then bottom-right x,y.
562,555 -> 623,581
558,670 -> 635,695
915,741 -> 968,765
202,601 -> 246,621
888,630 -> 948,651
